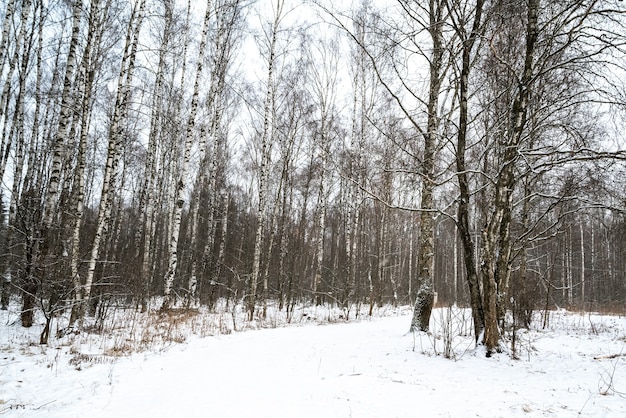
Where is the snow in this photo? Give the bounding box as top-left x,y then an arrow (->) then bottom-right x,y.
1,304 -> 625,417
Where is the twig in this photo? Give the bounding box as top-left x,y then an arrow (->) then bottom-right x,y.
33,400 -> 57,410
593,353 -> 626,360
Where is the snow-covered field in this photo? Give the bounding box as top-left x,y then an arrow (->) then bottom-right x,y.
1,302 -> 625,417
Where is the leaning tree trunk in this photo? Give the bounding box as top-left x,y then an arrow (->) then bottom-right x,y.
68,0 -> 103,326
42,0 -> 81,230
0,0 -> 17,76
78,0 -> 146,326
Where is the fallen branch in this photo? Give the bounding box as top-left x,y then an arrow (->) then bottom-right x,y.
594,353 -> 626,360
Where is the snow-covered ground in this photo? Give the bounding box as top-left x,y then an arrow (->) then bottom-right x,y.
1,303 -> 625,417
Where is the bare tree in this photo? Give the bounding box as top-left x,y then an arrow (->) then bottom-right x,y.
247,0 -> 285,319
134,0 -> 177,312
472,0 -> 626,353
187,0 -> 243,308
42,0 -> 82,230
406,0 -> 449,332
316,0 -> 452,331
448,0 -> 486,341
0,0 -> 39,311
79,0 -> 147,325
162,0 -> 213,310
68,0 -> 107,326
308,32 -> 340,305
0,0 -> 17,77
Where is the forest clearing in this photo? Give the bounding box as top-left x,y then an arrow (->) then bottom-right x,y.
0,1 -> 625,413
1,302 -> 625,417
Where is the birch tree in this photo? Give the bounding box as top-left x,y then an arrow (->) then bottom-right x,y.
9,0 -> 51,327
474,0 -> 626,353
406,0 -> 449,332
318,0 -> 453,330
448,0 -> 486,341
247,0 -> 285,320
162,0 -> 213,310
187,0 -> 243,307
0,0 -> 38,311
42,0 -> 82,231
0,0 -> 17,77
78,0 -> 147,324
133,0 -> 184,312
68,0 -> 107,325
274,66 -> 309,310
308,32 -> 340,305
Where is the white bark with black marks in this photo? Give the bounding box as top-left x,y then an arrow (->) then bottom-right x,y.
162,0 -> 213,310
43,0 -> 81,230
80,0 -> 147,326
249,0 -> 283,320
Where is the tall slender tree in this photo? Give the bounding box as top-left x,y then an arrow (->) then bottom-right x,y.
162,0 -> 213,310
68,0 -> 107,326
248,0 -> 284,319
79,0 -> 147,325
448,0 -> 486,342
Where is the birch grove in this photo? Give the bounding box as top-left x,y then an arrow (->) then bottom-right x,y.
0,0 -> 623,356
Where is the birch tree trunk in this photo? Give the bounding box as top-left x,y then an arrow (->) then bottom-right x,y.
449,0 -> 485,342
409,0 -> 445,333
21,0 -> 45,200
480,0 -> 538,353
346,3 -> 371,314
136,0 -> 176,312
214,193 -> 229,293
42,0 -> 82,230
68,0 -> 104,326
248,0 -> 282,320
2,51 -> 27,312
0,0 -> 32,137
190,0 -> 241,307
1,0 -> 39,310
313,141 -> 327,305
161,0 -> 213,310
0,0 -> 17,76
580,215 -> 585,308
79,0 -> 146,325
310,33 -> 339,307
275,70 -> 306,310
9,0 -> 45,327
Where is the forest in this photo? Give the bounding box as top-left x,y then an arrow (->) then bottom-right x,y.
0,0 -> 624,353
